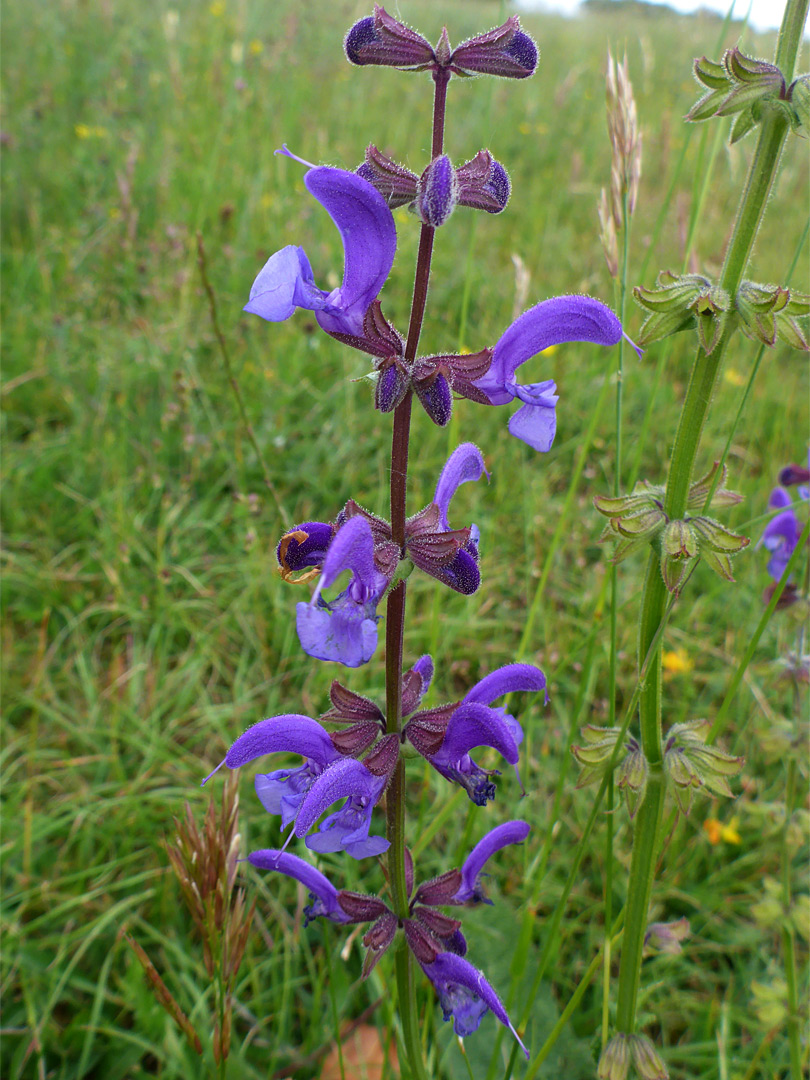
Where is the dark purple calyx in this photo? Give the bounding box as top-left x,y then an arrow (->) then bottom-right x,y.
363,732 -> 400,777
357,145 -> 418,208
779,463 -> 810,486
456,150 -> 511,214
324,680 -> 385,724
403,918 -> 441,964
416,155 -> 458,227
326,299 -> 404,361
413,906 -> 462,939
413,869 -> 463,907
344,6 -> 435,69
362,911 -> 399,977
277,521 -> 334,582
337,890 -> 391,923
345,8 -> 537,81
404,704 -> 459,757
412,348 -> 494,426
450,17 -> 538,79
329,721 -> 382,756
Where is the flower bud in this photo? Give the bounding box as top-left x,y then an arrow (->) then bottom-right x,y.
598,1034 -> 631,1080
664,718 -> 743,814
375,357 -> 410,413
416,155 -> 459,227
455,150 -> 511,213
345,6 -> 434,70
414,370 -> 453,426
337,891 -> 390,922
357,145 -> 418,209
617,744 -> 649,817
737,280 -> 810,351
361,911 -> 398,977
450,16 -> 538,79
629,1034 -> 669,1080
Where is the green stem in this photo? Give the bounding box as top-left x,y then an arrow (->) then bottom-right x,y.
614,0 -> 807,1037
395,942 -> 429,1080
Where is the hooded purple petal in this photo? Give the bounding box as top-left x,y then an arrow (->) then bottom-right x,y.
455,821 -> 531,904
433,443 -> 489,531
245,165 -> 396,340
435,702 -> 520,766
297,516 -> 389,667
420,952 -> 528,1057
247,849 -> 350,924
224,714 -> 340,770
429,701 -> 521,804
463,663 -> 548,707
304,168 -> 397,337
474,296 -> 624,451
295,757 -> 389,859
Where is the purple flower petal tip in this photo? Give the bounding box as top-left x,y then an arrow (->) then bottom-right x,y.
247,849 -> 350,924
456,821 -> 530,904
422,952 -> 528,1057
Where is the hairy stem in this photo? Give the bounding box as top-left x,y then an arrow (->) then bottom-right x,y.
614,0 -> 807,1037
385,65 -> 450,1080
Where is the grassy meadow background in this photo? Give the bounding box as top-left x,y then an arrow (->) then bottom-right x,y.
2,0 -> 808,1077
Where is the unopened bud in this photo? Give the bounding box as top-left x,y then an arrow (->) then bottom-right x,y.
449,16 -> 538,79
345,7 -> 434,70
414,370 -> 453,426
416,154 -> 459,227
598,1034 -> 631,1080
630,1034 -> 669,1079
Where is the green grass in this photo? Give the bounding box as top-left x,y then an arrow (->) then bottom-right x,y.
2,1 -> 807,1077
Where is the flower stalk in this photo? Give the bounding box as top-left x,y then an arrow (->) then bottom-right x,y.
614,0 -> 809,1042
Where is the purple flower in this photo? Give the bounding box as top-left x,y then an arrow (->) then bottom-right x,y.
475,295 -> 635,452
296,516 -> 391,668
409,442 -> 488,594
406,662 -> 546,804
760,487 -> 802,580
244,150 -> 396,342
295,757 -> 390,859
454,820 -> 531,904
420,952 -> 529,1057
202,713 -> 341,829
247,850 -> 351,925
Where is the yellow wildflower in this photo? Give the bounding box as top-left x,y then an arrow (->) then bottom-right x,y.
663,647 -> 693,676
249,39 -> 263,55
209,1 -> 225,16
724,367 -> 746,387
703,816 -> 741,845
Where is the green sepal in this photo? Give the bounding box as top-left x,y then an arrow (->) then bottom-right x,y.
687,461 -> 743,510
789,75 -> 810,137
730,106 -> 758,143
686,87 -> 728,122
660,549 -> 694,595
715,79 -> 782,117
612,507 -> 666,539
634,276 -> 706,311
696,305 -> 725,352
776,313 -> 810,350
723,47 -> 783,88
694,55 -> 729,89
636,308 -> 695,347
608,536 -> 650,564
593,492 -> 650,518
700,547 -> 735,581
691,516 -> 750,553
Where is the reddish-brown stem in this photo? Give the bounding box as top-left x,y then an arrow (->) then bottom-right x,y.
384,68 -> 450,934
